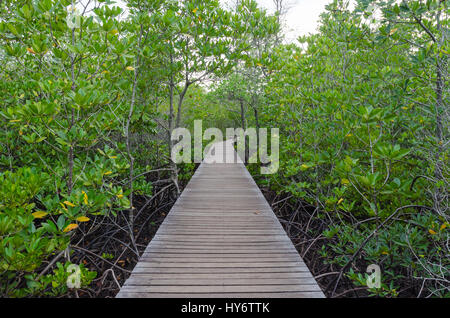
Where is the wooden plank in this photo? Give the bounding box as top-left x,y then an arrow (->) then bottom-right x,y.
143,245 -> 298,252
118,285 -> 322,293
116,140 -> 324,298
138,256 -> 303,262
150,239 -> 293,244
158,225 -> 281,230
147,241 -> 292,246
159,230 -> 283,234
133,262 -> 308,268
154,234 -> 288,237
125,272 -> 314,279
131,267 -> 312,274
142,252 -> 299,257
141,248 -> 299,254
147,243 -> 295,249
144,248 -> 298,253
117,291 -> 324,298
124,278 -> 319,286
153,234 -> 291,239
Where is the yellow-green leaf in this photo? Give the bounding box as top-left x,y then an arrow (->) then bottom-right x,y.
63,223 -> 78,233
76,216 -> 90,222
64,201 -> 75,207
32,211 -> 48,219
82,191 -> 88,205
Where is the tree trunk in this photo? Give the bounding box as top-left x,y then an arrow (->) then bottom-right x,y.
175,82 -> 189,128
253,106 -> 259,149
239,99 -> 248,163
168,54 -> 180,196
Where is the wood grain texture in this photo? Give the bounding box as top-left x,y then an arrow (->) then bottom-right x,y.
116,141 -> 324,298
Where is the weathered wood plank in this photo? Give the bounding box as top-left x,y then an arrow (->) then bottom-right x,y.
126,272 -> 315,279
124,278 -> 320,286
138,256 -> 303,263
142,252 -> 299,257
144,248 -> 299,253
119,284 -> 322,293
116,291 -> 324,298
133,262 -> 308,268
131,267 -> 312,274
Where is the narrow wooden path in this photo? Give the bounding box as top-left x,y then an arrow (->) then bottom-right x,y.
117,140 -> 324,298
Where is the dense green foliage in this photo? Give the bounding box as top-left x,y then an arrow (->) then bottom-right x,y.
215,0 -> 449,297
0,0 -> 448,297
0,0 -> 277,296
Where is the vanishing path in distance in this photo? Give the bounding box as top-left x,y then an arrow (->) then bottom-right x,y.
117,140 -> 324,298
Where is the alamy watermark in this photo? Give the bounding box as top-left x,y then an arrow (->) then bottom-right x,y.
66,6 -> 81,29
366,264 -> 381,289
66,264 -> 81,289
171,120 -> 279,174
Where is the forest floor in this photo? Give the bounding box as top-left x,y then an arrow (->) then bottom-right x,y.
261,187 -> 418,298
74,188 -> 175,298
62,167 -> 198,298
261,188 -> 353,298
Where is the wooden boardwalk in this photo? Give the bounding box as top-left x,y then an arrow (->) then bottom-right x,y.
117,140 -> 324,298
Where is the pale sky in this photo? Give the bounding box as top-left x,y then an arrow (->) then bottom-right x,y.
78,0 -> 355,43
255,0 -> 335,42
251,0 -> 356,42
